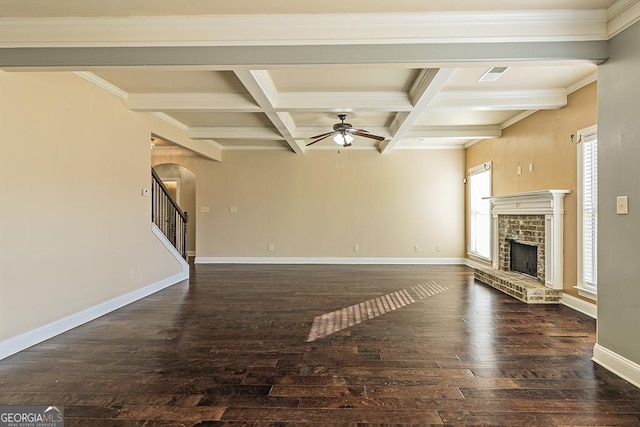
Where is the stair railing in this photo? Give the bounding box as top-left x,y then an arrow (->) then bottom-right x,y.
151,168 -> 188,259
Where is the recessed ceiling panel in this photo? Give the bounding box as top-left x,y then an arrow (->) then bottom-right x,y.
270,68 -> 420,92
415,110 -> 521,126
93,70 -> 247,94
215,139 -> 290,149
445,64 -> 597,91
167,112 -> 274,127
398,138 -> 471,148
291,111 -> 395,128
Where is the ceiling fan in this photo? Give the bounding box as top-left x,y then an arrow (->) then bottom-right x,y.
306,114 -> 386,147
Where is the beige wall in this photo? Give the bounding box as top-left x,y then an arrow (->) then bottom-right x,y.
156,149 -> 466,260
0,71 -> 184,341
465,82 -> 598,298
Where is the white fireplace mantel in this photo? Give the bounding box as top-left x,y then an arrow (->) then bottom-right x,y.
485,190 -> 570,290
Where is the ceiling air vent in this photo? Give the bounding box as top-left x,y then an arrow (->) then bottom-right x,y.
478,66 -> 508,82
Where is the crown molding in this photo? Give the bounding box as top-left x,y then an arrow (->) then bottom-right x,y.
566,71 -> 598,94
463,139 -> 484,149
608,0 -> 640,37
0,10 -> 608,48
73,71 -> 127,99
150,112 -> 189,132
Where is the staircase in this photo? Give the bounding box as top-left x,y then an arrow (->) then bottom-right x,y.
151,168 -> 188,259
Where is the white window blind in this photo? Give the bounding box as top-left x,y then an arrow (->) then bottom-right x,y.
468,163 -> 492,259
582,133 -> 598,290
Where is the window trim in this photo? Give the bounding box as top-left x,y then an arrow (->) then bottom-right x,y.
467,161 -> 492,262
575,124 -> 598,301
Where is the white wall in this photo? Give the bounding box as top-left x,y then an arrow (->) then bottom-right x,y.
0,71 -> 185,345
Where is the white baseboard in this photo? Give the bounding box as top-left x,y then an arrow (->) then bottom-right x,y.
593,343 -> 640,388
561,293 -> 597,319
0,226 -> 189,361
194,256 -> 467,265
152,225 -> 190,273
464,258 -> 491,269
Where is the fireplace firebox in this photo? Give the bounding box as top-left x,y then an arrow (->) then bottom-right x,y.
510,240 -> 538,277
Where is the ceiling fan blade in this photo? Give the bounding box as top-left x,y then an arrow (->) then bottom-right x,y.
306,133 -> 335,146
351,128 -> 370,133
351,130 -> 386,141
309,131 -> 334,140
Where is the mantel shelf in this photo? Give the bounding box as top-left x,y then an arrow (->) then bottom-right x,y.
484,189 -> 571,201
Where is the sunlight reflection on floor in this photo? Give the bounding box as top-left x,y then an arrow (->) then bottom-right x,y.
306,280 -> 458,342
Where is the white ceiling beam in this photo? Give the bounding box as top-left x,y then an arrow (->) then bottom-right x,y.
0,41 -> 609,69
127,93 -> 260,112
431,89 -> 567,110
296,125 -> 503,139
0,10 -> 608,48
381,68 -> 456,154
234,70 -> 306,154
275,92 -> 412,112
127,91 -> 413,114
188,127 -> 285,140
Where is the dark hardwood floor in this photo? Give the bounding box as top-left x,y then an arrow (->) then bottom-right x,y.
1,264 -> 639,426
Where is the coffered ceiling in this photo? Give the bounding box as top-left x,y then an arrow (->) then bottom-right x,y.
1,0 -> 638,158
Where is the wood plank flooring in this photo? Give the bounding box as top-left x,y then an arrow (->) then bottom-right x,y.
1,264 -> 639,426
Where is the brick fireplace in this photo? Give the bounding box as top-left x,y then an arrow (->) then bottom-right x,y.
474,189 -> 570,304
498,214 -> 545,282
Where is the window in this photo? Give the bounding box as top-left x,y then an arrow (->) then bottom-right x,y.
468,162 -> 492,260
576,125 -> 597,300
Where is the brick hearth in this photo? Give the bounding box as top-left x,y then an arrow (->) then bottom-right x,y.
474,266 -> 562,304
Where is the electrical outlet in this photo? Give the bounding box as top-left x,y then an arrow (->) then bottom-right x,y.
414,244 -> 420,252
268,244 -> 274,252
353,244 -> 360,252
230,206 -> 238,214
436,245 -> 441,253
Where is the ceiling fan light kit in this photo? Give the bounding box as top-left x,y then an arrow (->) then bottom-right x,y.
306,114 -> 385,148
333,132 -> 354,146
